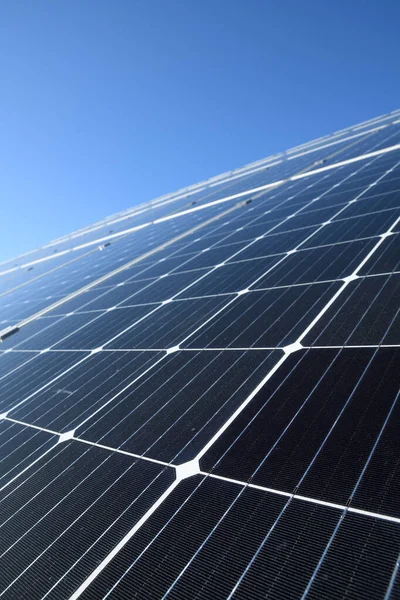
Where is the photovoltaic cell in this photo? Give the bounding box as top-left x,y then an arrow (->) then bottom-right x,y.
359,233 -> 400,275
77,476 -> 339,600
0,350 -> 88,412
0,420 -> 56,486
76,349 -> 281,463
224,226 -> 320,257
251,238 -> 377,287
8,350 -> 163,431
306,514 -> 400,600
1,110 -> 400,599
304,274 -> 400,346
104,296 -> 230,350
301,209 -> 399,247
0,440 -> 174,599
201,348 -> 400,507
53,305 -> 163,350
185,282 -> 341,348
176,256 -> 282,297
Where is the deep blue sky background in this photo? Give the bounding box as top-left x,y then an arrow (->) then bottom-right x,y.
0,0 -> 399,261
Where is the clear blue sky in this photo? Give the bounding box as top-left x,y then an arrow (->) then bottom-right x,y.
0,0 -> 399,261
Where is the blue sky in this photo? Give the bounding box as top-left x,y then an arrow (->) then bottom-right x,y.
0,0 -> 399,261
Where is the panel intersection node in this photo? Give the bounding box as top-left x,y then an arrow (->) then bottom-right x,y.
58,430 -> 76,444
91,347 -> 103,354
166,345 -> 180,354
282,341 -> 304,354
342,274 -> 360,284
175,458 -> 200,481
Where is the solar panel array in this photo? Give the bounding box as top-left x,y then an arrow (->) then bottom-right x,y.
1,109 -> 400,599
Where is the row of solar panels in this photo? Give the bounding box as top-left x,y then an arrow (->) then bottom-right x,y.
0,113 -> 399,599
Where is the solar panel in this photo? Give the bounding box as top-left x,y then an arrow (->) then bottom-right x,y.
0,110 -> 400,599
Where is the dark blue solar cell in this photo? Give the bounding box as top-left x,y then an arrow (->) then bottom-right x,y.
185,282 -> 341,349
77,349 -> 281,463
304,274 -> 400,346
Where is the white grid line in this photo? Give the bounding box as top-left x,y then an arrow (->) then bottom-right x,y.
1,414 -> 398,527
